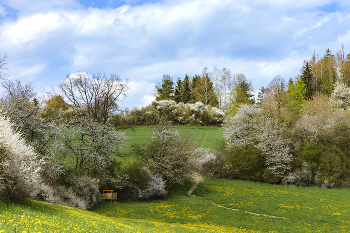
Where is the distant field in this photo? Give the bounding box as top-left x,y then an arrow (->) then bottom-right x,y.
3,178 -> 349,232
117,126 -> 224,164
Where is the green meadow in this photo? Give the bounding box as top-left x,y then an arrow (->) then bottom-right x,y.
120,126 -> 224,152
1,177 -> 350,232
2,126 -> 350,232
117,126 -> 224,164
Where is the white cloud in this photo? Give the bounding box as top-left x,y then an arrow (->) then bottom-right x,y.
8,63 -> 46,81
1,0 -> 350,108
142,94 -> 156,106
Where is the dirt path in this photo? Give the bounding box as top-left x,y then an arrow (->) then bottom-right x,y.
188,172 -> 287,220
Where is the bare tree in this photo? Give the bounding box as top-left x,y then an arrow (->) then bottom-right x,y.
59,72 -> 128,124
213,66 -> 233,109
0,53 -> 8,80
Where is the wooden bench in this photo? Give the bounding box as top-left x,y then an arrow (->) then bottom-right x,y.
103,190 -> 117,202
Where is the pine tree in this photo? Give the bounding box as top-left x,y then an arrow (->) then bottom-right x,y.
300,62 -> 313,100
156,74 -> 174,101
174,77 -> 183,103
181,74 -> 191,103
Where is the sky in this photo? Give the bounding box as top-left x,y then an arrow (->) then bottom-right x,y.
0,0 -> 350,109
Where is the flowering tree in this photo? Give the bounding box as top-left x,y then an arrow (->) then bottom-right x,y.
144,123 -> 195,187
0,113 -> 42,201
224,104 -> 293,176
224,104 -> 260,148
1,80 -> 63,160
63,111 -> 127,177
329,81 -> 350,110
256,118 -> 293,176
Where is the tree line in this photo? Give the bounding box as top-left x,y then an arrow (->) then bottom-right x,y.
155,67 -> 253,110
2,45 -> 350,208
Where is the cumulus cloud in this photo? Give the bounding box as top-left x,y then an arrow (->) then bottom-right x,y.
1,0 -> 350,107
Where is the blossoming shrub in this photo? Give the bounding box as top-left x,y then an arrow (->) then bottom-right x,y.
109,100 -> 225,126
146,124 -> 195,187
282,162 -> 313,186
0,113 -> 42,202
111,163 -> 167,201
70,175 -> 101,209
223,104 -> 293,178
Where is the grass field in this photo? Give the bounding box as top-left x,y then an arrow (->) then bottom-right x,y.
2,177 -> 350,232
117,125 -> 224,164
119,126 -> 224,153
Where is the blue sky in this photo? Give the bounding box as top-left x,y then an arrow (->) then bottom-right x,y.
0,0 -> 350,109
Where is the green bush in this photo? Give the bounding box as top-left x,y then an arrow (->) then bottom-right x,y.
223,145 -> 264,181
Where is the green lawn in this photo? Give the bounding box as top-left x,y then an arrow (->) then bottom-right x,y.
118,125 -> 224,154
2,178 -> 350,232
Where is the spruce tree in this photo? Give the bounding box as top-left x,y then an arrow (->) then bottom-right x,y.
181,74 -> 191,103
174,77 -> 183,103
156,74 -> 174,101
300,62 -> 313,100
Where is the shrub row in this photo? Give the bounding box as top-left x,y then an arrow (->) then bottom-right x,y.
109,100 -> 225,127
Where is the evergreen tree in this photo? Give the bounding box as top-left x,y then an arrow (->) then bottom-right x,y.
205,75 -> 219,107
174,77 -> 183,103
156,74 -> 174,101
256,86 -> 266,104
191,73 -> 218,106
300,62 -> 313,100
181,74 -> 191,103
191,75 -> 201,103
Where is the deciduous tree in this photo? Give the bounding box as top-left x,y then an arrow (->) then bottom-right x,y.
225,73 -> 254,116
60,72 -> 128,124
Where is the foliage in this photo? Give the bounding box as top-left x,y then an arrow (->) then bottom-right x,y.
110,100 -> 225,127
62,111 -> 127,177
40,95 -> 70,122
213,66 -> 234,108
156,74 -> 174,101
224,104 -> 292,177
181,74 -> 192,103
224,104 -> 260,148
329,81 -> 350,110
139,124 -> 195,188
1,80 -> 63,160
286,78 -> 306,115
308,48 -> 337,96
191,70 -> 218,107
300,62 -> 314,100
282,162 -> 313,186
225,73 -> 254,116
70,175 -> 101,209
0,113 -> 42,202
110,163 -> 167,201
223,145 -> 264,181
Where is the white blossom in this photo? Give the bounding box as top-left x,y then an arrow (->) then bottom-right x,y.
0,112 -> 42,200
330,81 -> 350,110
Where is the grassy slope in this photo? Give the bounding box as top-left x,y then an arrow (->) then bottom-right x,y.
92,178 -> 350,232
2,126 -> 350,232
2,178 -> 350,232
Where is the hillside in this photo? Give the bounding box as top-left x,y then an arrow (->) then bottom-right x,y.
2,177 -> 350,232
